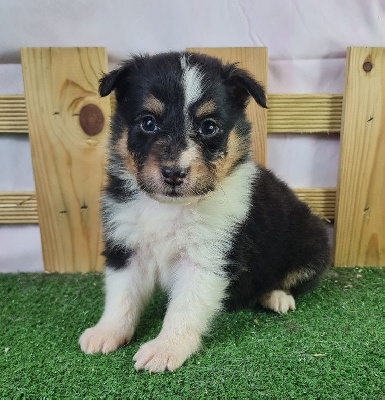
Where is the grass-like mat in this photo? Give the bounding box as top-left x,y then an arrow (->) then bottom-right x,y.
1,268 -> 384,399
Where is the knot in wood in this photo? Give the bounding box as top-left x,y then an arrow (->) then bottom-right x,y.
363,61 -> 372,72
79,104 -> 104,136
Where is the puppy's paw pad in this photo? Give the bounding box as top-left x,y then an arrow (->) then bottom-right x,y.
262,290 -> 296,314
133,339 -> 186,373
79,325 -> 129,354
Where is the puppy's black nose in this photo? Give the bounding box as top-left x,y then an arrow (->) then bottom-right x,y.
161,166 -> 188,186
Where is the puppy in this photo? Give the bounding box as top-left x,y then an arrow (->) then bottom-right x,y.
79,52 -> 330,372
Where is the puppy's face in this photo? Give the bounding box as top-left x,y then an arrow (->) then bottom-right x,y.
100,52 -> 266,202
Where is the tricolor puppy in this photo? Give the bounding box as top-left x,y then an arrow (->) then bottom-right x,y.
79,52 -> 330,372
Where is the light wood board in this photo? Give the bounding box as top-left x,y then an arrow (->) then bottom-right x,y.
1,93 -> 342,135
293,188 -> 336,221
0,191 -> 38,224
187,47 -> 268,166
0,188 -> 336,224
21,47 -> 110,273
267,94 -> 342,133
334,47 -> 385,267
0,95 -> 28,133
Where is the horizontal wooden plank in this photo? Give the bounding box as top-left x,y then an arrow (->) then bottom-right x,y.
0,191 -> 39,224
0,95 -> 28,133
293,187 -> 336,220
0,188 -> 335,224
267,94 -> 343,133
1,94 -> 342,134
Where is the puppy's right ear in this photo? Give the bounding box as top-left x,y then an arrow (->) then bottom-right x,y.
99,60 -> 136,98
99,69 -> 123,97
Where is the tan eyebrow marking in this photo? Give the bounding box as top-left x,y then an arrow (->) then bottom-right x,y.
143,95 -> 165,115
195,100 -> 217,119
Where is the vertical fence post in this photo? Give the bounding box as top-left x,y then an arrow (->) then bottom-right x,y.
21,47 -> 110,273
334,47 -> 385,267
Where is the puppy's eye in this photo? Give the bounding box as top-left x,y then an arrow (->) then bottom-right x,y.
199,119 -> 218,136
140,115 -> 158,132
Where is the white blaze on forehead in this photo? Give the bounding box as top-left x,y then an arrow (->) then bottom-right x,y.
180,55 -> 204,111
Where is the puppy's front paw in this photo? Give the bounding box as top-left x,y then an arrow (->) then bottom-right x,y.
261,290 -> 296,314
79,324 -> 131,354
133,335 -> 199,373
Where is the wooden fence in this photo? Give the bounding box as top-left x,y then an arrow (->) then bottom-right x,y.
0,46 -> 383,271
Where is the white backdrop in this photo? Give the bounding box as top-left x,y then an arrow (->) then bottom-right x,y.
0,0 -> 384,272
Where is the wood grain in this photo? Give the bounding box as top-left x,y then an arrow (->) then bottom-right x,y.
1,93 -> 343,135
267,94 -> 342,133
187,47 -> 268,166
0,188 -> 336,224
334,47 -> 385,267
0,95 -> 28,133
21,47 -> 110,273
0,191 -> 38,224
293,188 -> 336,220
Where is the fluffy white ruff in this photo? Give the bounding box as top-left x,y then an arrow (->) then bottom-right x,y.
80,162 -> 257,372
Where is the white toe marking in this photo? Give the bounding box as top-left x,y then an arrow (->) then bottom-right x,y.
79,324 -> 131,354
261,290 -> 296,314
133,333 -> 200,373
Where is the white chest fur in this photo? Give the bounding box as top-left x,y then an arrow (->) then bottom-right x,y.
103,162 -> 257,280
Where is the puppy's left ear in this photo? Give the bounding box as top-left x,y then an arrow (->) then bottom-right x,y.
223,64 -> 267,109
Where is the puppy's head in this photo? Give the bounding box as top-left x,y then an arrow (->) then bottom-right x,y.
101,52 -> 266,203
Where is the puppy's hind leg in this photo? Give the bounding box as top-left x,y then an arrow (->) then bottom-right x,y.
79,255 -> 156,354
260,266 -> 323,314
260,290 -> 296,314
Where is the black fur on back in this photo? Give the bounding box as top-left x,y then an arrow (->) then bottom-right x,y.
225,167 -> 330,311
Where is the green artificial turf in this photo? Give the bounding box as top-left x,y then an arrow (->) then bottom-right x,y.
1,268 -> 384,399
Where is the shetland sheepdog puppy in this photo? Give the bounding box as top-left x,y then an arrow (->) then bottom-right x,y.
79,52 -> 330,372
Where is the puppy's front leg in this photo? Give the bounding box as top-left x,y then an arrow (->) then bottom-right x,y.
133,258 -> 228,372
79,255 -> 155,354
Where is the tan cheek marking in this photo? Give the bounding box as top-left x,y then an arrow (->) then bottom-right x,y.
139,143 -> 165,190
115,130 -> 138,175
189,159 -> 214,191
143,95 -> 165,116
213,129 -> 249,180
185,141 -> 216,193
195,100 -> 217,119
141,153 -> 160,180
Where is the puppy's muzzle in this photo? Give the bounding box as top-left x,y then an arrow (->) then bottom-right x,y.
161,166 -> 189,186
